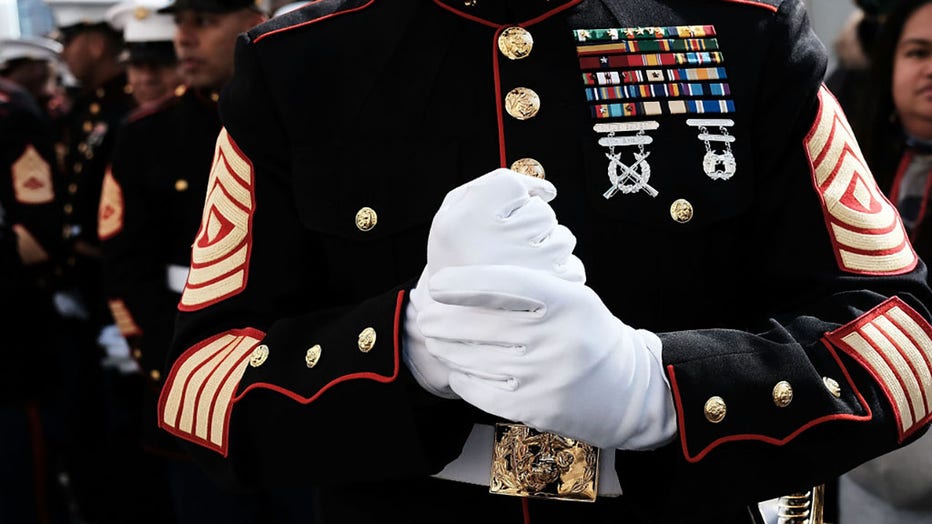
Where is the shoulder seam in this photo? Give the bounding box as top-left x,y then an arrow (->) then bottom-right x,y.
718,0 -> 779,13
252,0 -> 376,44
125,94 -> 179,124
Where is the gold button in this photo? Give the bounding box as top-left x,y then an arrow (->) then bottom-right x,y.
704,396 -> 726,423
210,92 -> 220,102
123,84 -> 133,95
68,183 -> 78,194
249,344 -> 269,367
355,207 -> 377,231
149,369 -> 161,381
132,349 -> 142,359
73,163 -> 83,174
63,203 -> 73,214
89,102 -> 100,115
670,199 -> 693,223
504,87 -> 541,120
305,345 -> 322,368
95,88 -> 105,98
772,381 -> 793,408
463,0 -> 476,5
823,377 -> 841,398
498,26 -> 534,60
85,151 -> 93,160
358,327 -> 376,353
82,121 -> 93,133
174,85 -> 186,97
510,158 -> 545,179
133,6 -> 149,19
175,179 -> 189,192
77,143 -> 88,153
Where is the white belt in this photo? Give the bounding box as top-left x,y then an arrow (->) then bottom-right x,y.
432,423 -> 623,497
166,264 -> 190,294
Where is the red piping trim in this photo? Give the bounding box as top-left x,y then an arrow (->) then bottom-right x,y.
522,498 -> 531,524
492,27 -> 507,168
719,0 -> 778,12
888,152 -> 913,204
432,0 -> 498,28
436,0 -> 584,168
26,402 -> 49,524
431,0 -> 584,28
234,289 -> 405,403
669,338 -> 872,463
253,0 -> 376,43
914,154 -> 932,242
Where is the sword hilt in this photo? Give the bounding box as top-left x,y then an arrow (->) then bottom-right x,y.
776,484 -> 825,524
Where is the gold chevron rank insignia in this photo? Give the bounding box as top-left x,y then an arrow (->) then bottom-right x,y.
826,297 -> 932,441
179,128 -> 254,311
12,144 -> 53,204
107,299 -> 142,337
158,328 -> 265,455
806,86 -> 916,275
98,168 -> 124,240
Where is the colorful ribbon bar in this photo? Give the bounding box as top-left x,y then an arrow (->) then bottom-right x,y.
591,101 -> 664,118
577,38 -> 719,55
579,51 -> 724,70
585,82 -> 711,101
573,25 -> 716,42
667,99 -> 736,114
582,67 -> 728,86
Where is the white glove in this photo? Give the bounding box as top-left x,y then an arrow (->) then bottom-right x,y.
404,168 -> 585,397
98,324 -> 141,375
405,268 -> 459,398
53,289 -> 90,320
418,265 -> 677,450
426,168 -> 584,281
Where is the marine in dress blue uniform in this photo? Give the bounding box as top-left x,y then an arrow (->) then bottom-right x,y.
0,39 -> 67,523
158,1 -> 932,522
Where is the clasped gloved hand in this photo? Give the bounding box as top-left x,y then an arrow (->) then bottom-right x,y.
418,265 -> 677,451
404,168 -> 584,397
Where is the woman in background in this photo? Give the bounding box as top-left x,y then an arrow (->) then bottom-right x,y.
839,1 -> 932,521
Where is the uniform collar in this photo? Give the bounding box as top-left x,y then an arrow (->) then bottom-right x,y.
432,0 -> 584,27
906,134 -> 932,156
187,85 -> 221,106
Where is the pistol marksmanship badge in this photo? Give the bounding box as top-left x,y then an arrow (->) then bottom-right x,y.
489,423 -> 599,502
594,121 -> 659,198
688,118 -> 736,180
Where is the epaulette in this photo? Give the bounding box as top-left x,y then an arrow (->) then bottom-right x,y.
124,87 -> 183,124
718,0 -> 781,12
249,0 -> 375,43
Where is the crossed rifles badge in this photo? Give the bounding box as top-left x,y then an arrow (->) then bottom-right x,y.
595,121 -> 659,198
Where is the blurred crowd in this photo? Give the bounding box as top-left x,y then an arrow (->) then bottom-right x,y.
2,0 -> 932,522
1,0 -> 312,522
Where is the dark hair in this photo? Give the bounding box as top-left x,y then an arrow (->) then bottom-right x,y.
60,22 -> 124,58
851,0 -> 932,188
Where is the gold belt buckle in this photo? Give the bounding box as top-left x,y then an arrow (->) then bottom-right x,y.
489,423 -> 599,502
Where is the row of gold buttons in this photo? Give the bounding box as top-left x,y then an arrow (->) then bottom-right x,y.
703,377 -> 842,424
247,327 -> 378,369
